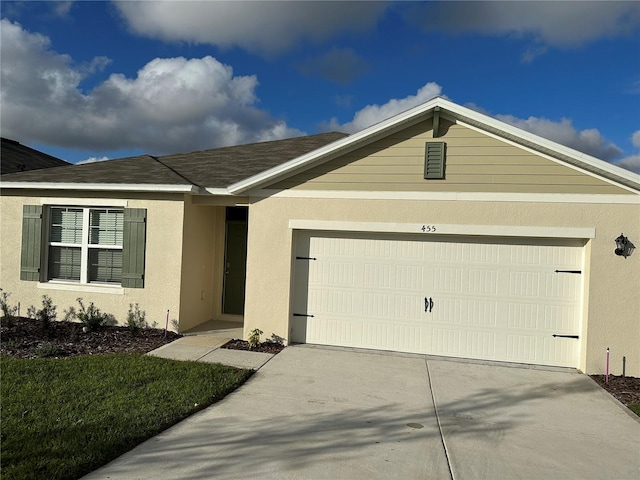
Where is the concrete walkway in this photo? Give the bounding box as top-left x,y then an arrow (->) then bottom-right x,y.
148,335 -> 275,370
84,345 -> 640,480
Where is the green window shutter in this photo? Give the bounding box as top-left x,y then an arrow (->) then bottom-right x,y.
122,208 -> 147,288
20,205 -> 43,281
424,142 -> 446,179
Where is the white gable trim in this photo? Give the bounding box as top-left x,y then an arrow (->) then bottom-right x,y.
454,118 -> 639,194
228,97 -> 640,194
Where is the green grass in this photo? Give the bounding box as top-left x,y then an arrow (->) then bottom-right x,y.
629,404 -> 640,416
1,354 -> 253,480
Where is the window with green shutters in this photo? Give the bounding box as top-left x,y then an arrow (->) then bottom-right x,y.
20,205 -> 145,288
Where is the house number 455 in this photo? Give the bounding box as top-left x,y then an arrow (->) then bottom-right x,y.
421,225 -> 437,233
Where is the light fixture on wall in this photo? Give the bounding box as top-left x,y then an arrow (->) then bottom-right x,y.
614,234 -> 635,258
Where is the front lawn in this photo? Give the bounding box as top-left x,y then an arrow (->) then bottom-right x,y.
1,354 -> 253,480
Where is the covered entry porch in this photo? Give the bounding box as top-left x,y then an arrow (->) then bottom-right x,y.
177,196 -> 248,336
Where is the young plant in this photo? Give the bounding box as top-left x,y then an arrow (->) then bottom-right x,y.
0,288 -> 17,328
247,328 -> 264,350
63,298 -> 109,332
127,303 -> 147,337
27,295 -> 57,330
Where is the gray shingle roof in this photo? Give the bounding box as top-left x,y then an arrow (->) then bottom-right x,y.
1,138 -> 71,175
0,132 -> 347,189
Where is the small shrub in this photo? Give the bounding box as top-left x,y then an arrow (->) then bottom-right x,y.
247,328 -> 263,350
0,289 -> 17,327
127,303 -> 147,336
27,295 -> 57,330
63,298 -> 110,332
170,318 -> 179,332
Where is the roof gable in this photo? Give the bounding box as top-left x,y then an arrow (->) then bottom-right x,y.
269,118 -> 629,195
229,97 -> 640,194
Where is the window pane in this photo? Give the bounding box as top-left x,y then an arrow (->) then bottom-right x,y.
89,209 -> 123,246
88,249 -> 122,283
50,208 -> 83,244
48,246 -> 81,281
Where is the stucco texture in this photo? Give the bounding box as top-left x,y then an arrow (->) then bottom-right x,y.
0,192 -> 186,331
244,196 -> 640,376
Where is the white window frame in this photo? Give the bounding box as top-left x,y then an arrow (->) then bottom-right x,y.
46,206 -> 124,285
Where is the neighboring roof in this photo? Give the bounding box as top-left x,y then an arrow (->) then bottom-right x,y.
1,138 -> 70,175
228,97 -> 640,194
0,132 -> 347,193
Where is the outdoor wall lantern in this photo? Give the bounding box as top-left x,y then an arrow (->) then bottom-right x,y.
614,234 -> 635,258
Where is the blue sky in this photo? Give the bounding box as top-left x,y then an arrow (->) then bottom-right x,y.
1,1 -> 639,172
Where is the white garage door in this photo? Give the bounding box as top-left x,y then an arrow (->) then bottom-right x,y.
291,231 -> 584,368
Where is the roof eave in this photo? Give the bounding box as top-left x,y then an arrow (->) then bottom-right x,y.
0,182 -> 199,193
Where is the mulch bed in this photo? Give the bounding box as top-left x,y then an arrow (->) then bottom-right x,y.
1,317 -> 636,410
589,375 -> 640,407
221,338 -> 285,354
0,316 -> 181,359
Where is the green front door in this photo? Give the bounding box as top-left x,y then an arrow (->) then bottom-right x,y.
222,219 -> 248,315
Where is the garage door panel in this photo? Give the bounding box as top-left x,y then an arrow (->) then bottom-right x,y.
467,299 -> 498,326
292,231 -> 583,368
431,328 -> 462,355
466,330 -> 497,358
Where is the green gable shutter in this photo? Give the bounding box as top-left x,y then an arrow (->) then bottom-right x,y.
424,142 -> 446,179
20,205 -> 43,281
122,208 -> 146,288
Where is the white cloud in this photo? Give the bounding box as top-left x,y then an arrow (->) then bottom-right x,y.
77,156 -> 110,165
0,19 -> 302,155
324,82 -> 443,133
54,1 -> 73,17
613,155 -> 640,174
115,1 -> 388,56
614,131 -> 640,173
411,2 -> 640,60
496,115 -> 622,161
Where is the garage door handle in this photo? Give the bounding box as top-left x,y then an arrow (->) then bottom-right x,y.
425,297 -> 434,313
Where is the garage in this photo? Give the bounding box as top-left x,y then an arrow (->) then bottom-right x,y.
291,230 -> 585,368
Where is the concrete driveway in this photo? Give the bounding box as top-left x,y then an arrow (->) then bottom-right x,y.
84,345 -> 640,480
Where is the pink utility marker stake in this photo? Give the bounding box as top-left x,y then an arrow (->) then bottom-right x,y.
164,309 -> 169,339
606,348 -> 610,384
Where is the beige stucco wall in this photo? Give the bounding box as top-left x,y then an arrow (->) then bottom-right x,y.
178,199 -> 226,331
244,196 -> 640,376
0,191 -> 186,331
271,120 -> 627,194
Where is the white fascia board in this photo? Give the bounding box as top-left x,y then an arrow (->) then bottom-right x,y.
228,97 -> 443,194
289,219 -> 596,240
204,187 -> 232,195
0,182 -> 197,193
439,100 -> 640,189
230,96 -> 640,194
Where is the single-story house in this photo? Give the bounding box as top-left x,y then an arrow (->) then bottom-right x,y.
1,97 -> 638,376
